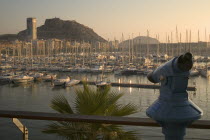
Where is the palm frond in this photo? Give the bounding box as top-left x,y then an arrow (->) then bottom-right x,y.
51,95 -> 74,114
116,130 -> 138,140
44,83 -> 139,140
111,103 -> 138,116
43,121 -> 93,140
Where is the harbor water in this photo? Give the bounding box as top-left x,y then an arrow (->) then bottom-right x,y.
0,73 -> 210,140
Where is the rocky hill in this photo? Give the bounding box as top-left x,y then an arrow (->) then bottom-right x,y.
0,34 -> 17,41
1,18 -> 107,42
120,36 -> 160,46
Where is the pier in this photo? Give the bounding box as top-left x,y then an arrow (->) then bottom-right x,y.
80,81 -> 196,91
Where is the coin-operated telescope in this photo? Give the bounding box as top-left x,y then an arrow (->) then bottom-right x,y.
146,52 -> 202,140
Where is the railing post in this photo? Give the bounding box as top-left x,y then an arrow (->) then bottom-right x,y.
12,118 -> 29,140
23,126 -> 28,140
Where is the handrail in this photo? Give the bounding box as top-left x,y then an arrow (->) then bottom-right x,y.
0,110 -> 209,129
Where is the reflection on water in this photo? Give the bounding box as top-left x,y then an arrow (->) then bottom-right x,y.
10,82 -> 33,88
129,87 -> 132,95
118,86 -> 121,91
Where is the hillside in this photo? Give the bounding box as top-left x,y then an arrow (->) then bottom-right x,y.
120,36 -> 160,46
0,18 -> 106,42
0,34 -> 17,41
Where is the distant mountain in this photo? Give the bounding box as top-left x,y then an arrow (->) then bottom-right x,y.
120,36 -> 160,46
0,18 -> 107,42
133,36 -> 159,44
0,34 -> 17,41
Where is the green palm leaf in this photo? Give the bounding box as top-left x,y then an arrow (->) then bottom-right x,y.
43,122 -> 91,140
43,83 -> 139,140
51,95 -> 74,114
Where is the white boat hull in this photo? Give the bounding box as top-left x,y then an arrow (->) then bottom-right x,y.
96,81 -> 111,88
12,77 -> 34,84
54,77 -> 70,86
65,79 -> 80,87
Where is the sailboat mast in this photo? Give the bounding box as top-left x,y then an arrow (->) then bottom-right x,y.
156,34 -> 160,64
31,41 -> 33,69
189,30 -> 191,53
121,33 -> 125,68
205,28 -> 207,57
171,32 -> 173,57
168,35 -> 170,56
176,26 -> 179,56
82,41 -> 85,66
147,30 -> 150,57
165,33 -> 168,55
74,41 -> 77,66
128,35 -> 131,64
209,34 -> 210,49
198,30 -> 201,56
138,33 -> 141,60
131,33 -> 134,63
185,30 -> 188,52
180,33 -> 182,55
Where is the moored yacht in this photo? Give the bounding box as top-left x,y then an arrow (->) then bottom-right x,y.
95,81 -> 111,88
30,73 -> 44,81
77,66 -> 90,73
12,75 -> 34,84
90,65 -> 104,73
42,74 -> 57,82
54,76 -> 70,86
65,79 -> 80,87
114,69 -> 122,75
0,73 -> 17,81
61,67 -> 73,72
200,66 -> 210,78
190,69 -> 199,77
121,67 -> 137,75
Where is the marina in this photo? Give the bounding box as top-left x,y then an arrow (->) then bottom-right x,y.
0,40 -> 209,139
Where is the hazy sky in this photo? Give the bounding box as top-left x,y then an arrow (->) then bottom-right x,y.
1,0 -> 210,42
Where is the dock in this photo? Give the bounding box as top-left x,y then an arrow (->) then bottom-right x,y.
79,81 -> 196,91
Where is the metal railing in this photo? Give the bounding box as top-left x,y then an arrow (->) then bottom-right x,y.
0,110 -> 210,140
